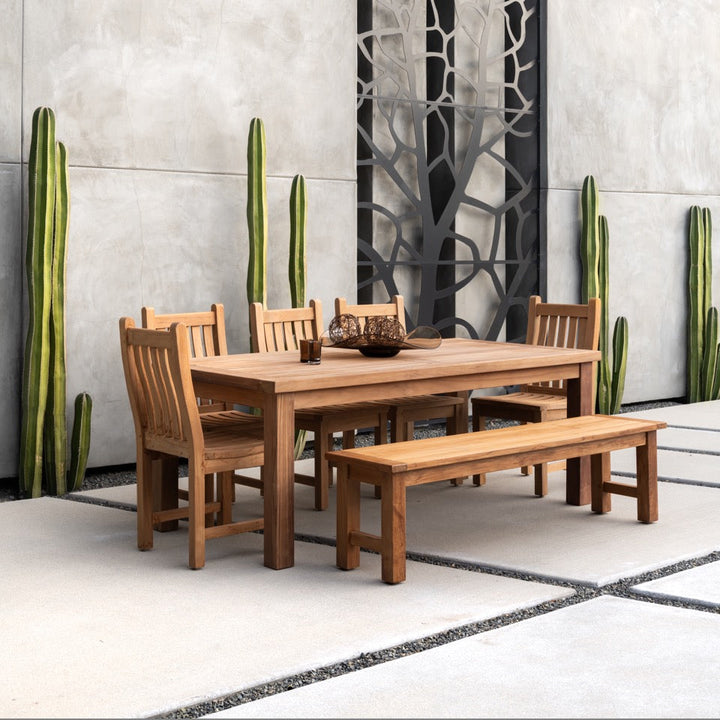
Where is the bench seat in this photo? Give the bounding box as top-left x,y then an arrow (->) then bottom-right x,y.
326,414 -> 667,584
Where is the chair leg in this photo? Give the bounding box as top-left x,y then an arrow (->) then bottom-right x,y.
153,455 -> 179,532
217,471 -> 233,526
311,431 -> 331,511
374,413 -> 388,499
472,414 -> 487,486
188,459 -> 207,570
534,463 -> 548,497
137,450 -> 155,550
205,473 -> 215,527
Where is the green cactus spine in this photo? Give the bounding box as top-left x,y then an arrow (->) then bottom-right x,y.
19,107 -> 92,498
246,117 -> 267,309
68,392 -> 92,492
688,206 -> 720,402
579,174 -> 628,414
20,107 -> 56,498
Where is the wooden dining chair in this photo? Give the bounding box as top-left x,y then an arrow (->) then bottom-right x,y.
470,295 -> 601,496
250,299 -> 390,511
118,318 -> 265,570
334,295 -> 468,444
142,304 -> 262,530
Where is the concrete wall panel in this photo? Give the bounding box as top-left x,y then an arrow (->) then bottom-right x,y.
0,165 -> 22,477
22,0 -> 356,179
0,0 -> 21,162
64,168 -> 355,467
547,0 -> 720,195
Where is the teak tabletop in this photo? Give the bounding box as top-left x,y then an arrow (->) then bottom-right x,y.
190,338 -> 600,570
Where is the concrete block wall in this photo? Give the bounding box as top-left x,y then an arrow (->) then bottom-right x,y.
0,0 -> 357,475
545,0 -> 720,403
1,0 -> 716,475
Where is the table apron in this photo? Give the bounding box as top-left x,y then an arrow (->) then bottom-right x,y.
192,363 -> 584,410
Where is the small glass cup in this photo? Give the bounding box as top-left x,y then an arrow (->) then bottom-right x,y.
300,338 -> 322,364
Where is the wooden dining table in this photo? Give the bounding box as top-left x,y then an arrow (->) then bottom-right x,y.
190,338 -> 600,570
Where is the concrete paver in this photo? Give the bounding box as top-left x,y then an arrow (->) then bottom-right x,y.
633,560 -> 720,607
203,596 -> 720,719
0,498 -> 571,719
4,402 -> 720,718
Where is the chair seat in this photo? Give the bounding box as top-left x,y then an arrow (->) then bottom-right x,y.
472,392 -> 567,423
199,410 -> 260,428
387,394 -> 466,415
295,401 -> 390,427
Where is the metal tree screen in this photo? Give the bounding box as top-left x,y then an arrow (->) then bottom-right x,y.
357,0 -> 542,342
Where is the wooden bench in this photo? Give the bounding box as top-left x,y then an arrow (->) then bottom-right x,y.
326,414 -> 667,584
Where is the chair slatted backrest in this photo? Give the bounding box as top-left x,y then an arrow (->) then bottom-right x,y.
142,304 -> 228,357
119,318 -> 201,455
334,295 -> 406,332
250,299 -> 323,353
523,295 -> 601,395
142,304 -> 229,410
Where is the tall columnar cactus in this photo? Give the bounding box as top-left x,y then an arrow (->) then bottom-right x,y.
19,107 -> 92,498
289,174 -> 307,309
579,174 -> 628,414
289,174 -> 308,458
246,117 -> 267,310
688,205 -> 720,402
20,108 -> 56,498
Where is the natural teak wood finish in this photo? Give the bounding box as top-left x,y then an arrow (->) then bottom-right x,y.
250,299 -> 390,511
471,296 -> 601,494
119,318 -> 266,569
142,304 -> 263,529
328,414 -> 666,584
190,337 -> 600,570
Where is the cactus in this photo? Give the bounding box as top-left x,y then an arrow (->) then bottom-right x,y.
289,174 -> 307,309
289,174 -> 308,458
43,140 -> 69,495
580,175 -> 600,304
20,108 -> 57,498
19,107 -> 92,498
579,175 -> 628,414
246,117 -> 267,309
68,392 -> 93,492
244,120 -> 310,458
688,206 -> 720,402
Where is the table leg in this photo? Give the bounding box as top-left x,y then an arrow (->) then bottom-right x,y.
565,361 -> 594,506
263,393 -> 296,569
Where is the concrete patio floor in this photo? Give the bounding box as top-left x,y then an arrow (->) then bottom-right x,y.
2,402 -> 720,718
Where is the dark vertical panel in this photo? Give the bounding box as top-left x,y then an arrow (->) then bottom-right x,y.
357,0 -> 374,304
426,0 -> 456,336
504,0 -> 542,341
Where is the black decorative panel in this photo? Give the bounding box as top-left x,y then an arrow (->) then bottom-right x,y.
357,0 -> 542,342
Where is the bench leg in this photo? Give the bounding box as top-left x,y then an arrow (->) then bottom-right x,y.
336,465 -> 361,571
591,452 -> 612,514
636,431 -> 659,523
381,478 -> 406,584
